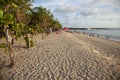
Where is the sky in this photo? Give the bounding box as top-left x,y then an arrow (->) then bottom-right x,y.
33,0 -> 120,28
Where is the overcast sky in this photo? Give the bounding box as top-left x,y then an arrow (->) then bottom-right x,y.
33,0 -> 120,28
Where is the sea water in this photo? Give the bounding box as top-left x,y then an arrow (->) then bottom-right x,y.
78,28 -> 120,42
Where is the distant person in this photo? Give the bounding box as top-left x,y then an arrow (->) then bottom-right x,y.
97,35 -> 99,37
91,34 -> 94,36
83,32 -> 85,34
50,28 -> 52,33
106,36 -> 109,39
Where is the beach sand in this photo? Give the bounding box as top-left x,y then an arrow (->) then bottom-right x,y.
0,31 -> 120,80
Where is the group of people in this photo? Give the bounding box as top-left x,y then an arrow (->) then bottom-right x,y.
82,32 -> 109,39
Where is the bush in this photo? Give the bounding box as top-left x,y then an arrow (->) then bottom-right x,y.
24,37 -> 34,48
30,40 -> 34,47
24,37 -> 29,48
0,43 -> 6,48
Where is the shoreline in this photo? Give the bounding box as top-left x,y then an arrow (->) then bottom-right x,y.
71,29 -> 120,42
82,32 -> 120,43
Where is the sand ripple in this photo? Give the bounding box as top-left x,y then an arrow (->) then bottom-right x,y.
0,32 -> 120,80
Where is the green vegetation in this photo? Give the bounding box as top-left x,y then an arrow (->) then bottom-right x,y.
0,0 -> 62,67
0,43 -> 6,48
30,40 -> 34,47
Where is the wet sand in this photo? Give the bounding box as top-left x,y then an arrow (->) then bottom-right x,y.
0,31 -> 120,80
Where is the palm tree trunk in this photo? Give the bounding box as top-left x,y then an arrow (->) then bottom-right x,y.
4,25 -> 14,67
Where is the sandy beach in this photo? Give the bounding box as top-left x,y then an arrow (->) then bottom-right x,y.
0,31 -> 120,80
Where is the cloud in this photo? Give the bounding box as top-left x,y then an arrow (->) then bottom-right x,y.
54,6 -> 78,13
33,0 -> 120,28
116,0 -> 120,5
